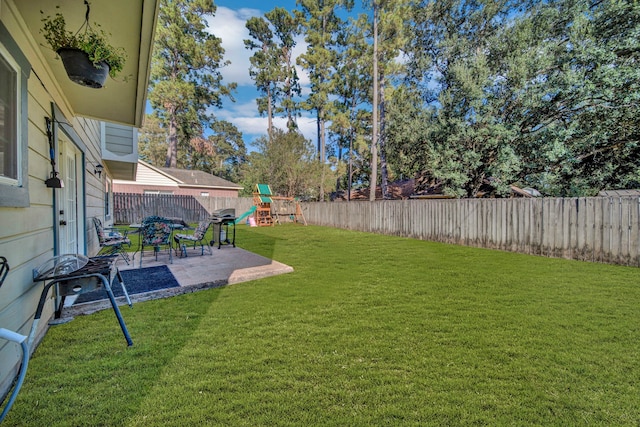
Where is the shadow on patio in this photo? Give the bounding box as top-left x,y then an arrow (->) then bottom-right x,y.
63,246 -> 293,317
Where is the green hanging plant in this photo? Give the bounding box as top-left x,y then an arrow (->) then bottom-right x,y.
40,5 -> 126,80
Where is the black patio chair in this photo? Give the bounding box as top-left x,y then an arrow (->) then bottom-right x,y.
173,220 -> 212,257
93,218 -> 131,264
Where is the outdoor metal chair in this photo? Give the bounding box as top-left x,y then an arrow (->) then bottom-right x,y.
138,216 -> 173,267
92,217 -> 131,264
173,220 -> 212,257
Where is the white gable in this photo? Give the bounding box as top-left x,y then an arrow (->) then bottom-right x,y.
113,162 -> 178,187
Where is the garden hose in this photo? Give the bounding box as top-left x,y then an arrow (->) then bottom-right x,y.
0,328 -> 29,423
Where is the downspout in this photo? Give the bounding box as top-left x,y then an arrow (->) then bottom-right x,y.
81,152 -> 88,255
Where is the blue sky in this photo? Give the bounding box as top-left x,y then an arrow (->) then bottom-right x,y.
208,1 -> 363,148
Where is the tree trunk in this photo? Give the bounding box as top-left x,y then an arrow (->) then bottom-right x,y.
380,75 -> 390,199
348,94 -> 356,203
165,105 -> 178,168
369,2 -> 379,202
318,108 -> 326,201
267,85 -> 273,143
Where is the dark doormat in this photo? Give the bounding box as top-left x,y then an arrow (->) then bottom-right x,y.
73,265 -> 180,305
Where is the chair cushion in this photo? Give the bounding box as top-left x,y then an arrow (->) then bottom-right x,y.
142,221 -> 172,245
103,237 -> 131,246
175,234 -> 198,241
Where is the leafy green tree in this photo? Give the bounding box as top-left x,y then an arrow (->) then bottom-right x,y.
359,0 -> 411,199
403,0 -> 532,197
509,0 -> 640,195
399,0 -> 639,197
138,115 -> 169,167
384,85 -> 434,181
296,0 -> 353,200
331,16 -> 372,199
243,129 -> 329,199
178,119 -> 245,182
245,8 -> 302,138
265,7 -> 302,130
148,0 -> 236,168
207,120 -> 247,182
245,16 -> 278,139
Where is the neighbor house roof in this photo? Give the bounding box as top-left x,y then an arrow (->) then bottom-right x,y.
598,189 -> 640,197
156,166 -> 243,190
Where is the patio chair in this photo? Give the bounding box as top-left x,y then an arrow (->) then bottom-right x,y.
173,220 -> 212,257
92,217 -> 131,264
138,216 -> 173,267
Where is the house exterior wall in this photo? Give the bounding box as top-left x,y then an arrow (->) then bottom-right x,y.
0,1 -> 110,397
113,162 -> 240,197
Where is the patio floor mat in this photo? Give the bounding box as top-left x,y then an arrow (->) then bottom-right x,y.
73,265 -> 180,305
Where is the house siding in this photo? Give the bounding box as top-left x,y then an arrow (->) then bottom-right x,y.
0,1 -> 109,398
137,162 -> 179,187
103,122 -> 135,155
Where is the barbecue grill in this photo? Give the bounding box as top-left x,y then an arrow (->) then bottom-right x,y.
210,208 -> 237,249
31,255 -> 133,346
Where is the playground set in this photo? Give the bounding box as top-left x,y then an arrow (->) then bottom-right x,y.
249,184 -> 307,227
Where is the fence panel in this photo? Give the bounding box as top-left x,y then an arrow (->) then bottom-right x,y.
114,194 -> 253,225
301,197 -> 640,267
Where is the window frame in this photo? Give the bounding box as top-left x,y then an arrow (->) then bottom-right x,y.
0,22 -> 30,208
0,42 -> 20,185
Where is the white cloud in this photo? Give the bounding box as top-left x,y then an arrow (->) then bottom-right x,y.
218,99 -> 260,118
207,7 -> 261,86
207,6 -> 316,148
209,7 -> 310,90
217,101 -> 318,146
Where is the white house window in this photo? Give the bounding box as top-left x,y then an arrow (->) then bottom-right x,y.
0,42 -> 20,185
0,23 -> 30,207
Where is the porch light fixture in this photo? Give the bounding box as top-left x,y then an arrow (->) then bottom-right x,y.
45,172 -> 64,189
94,163 -> 104,178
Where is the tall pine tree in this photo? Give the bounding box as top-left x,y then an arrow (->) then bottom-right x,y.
148,0 -> 235,168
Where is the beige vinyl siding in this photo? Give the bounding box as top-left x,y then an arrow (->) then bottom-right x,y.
0,1 -> 107,397
113,162 -> 179,191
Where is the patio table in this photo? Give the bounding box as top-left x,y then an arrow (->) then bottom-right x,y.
130,219 -> 189,265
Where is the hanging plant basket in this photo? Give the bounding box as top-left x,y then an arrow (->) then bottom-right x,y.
40,3 -> 126,89
57,48 -> 110,89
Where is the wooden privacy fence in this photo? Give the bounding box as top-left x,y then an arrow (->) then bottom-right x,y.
301,197 -> 640,267
193,196 -> 255,218
114,194 -> 254,225
114,193 -> 210,224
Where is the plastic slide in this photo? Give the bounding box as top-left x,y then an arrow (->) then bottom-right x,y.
234,205 -> 257,224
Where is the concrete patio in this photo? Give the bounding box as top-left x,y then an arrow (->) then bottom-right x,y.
63,245 -> 293,317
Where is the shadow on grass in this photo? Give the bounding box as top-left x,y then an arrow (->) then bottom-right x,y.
234,224 -> 290,263
4,289 -> 223,426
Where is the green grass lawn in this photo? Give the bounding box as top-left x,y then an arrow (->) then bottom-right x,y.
6,225 -> 640,426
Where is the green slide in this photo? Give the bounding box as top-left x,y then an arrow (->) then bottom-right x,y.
235,205 -> 257,224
